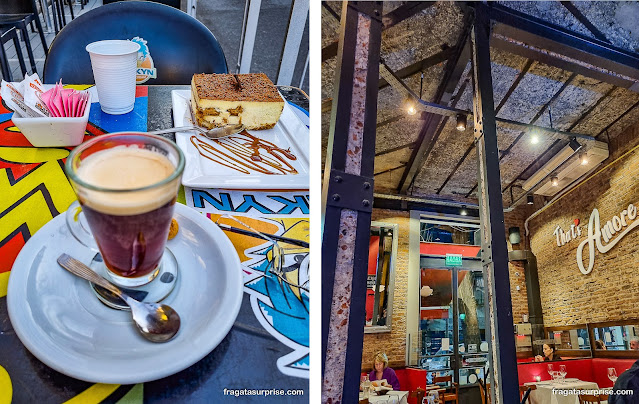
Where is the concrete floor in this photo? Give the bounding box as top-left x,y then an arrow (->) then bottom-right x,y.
1,0 -> 309,94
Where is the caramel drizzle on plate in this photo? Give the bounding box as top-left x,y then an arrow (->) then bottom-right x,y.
190,131 -> 298,175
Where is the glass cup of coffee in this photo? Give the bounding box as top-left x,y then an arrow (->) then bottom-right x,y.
66,133 -> 185,287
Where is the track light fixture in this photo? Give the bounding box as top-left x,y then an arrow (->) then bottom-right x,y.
527,194 -> 534,205
456,114 -> 467,131
569,138 -> 581,152
551,176 -> 559,187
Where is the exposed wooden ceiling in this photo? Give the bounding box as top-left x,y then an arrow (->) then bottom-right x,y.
321,1 -> 639,210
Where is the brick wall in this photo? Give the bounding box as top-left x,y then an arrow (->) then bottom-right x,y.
505,203 -> 536,323
508,260 -> 529,323
526,124 -> 639,327
361,209 -> 410,371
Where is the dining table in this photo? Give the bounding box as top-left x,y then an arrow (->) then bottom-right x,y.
525,379 -> 601,404
359,390 -> 409,404
0,84 -> 309,403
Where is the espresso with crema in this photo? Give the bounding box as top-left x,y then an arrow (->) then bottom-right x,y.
77,146 -> 177,279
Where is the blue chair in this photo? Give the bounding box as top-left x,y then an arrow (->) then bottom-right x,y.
1,26 -> 28,81
43,1 -> 227,84
102,0 -> 180,8
0,0 -> 49,74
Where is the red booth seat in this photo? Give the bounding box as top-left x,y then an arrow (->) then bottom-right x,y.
517,359 -> 593,385
591,358 -> 636,388
394,358 -> 636,404
517,358 -> 637,388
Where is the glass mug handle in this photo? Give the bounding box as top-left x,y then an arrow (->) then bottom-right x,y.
66,200 -> 99,251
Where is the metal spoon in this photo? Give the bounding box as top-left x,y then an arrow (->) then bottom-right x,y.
57,254 -> 181,343
147,124 -> 244,139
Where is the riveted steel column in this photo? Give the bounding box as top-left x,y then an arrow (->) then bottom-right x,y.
471,5 -> 519,403
321,1 -> 382,403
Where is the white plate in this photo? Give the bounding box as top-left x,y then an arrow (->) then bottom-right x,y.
7,203 -> 243,384
172,90 -> 310,189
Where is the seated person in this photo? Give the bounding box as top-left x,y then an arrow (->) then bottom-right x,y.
629,337 -> 639,351
368,352 -> 400,391
609,358 -> 639,403
534,343 -> 562,362
595,339 -> 607,350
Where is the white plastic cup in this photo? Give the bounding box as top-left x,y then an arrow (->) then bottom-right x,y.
86,40 -> 141,115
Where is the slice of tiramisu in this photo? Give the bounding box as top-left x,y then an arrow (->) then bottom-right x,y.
191,73 -> 284,130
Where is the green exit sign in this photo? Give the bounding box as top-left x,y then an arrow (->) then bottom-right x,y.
445,254 -> 463,267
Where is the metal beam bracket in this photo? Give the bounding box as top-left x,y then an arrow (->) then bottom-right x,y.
326,169 -> 374,213
348,1 -> 383,20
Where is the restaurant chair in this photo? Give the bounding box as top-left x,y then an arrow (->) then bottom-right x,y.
519,384 -> 536,400
578,394 -> 603,404
0,0 -> 49,74
409,387 -> 426,404
433,375 -> 458,404
1,26 -> 28,81
43,1 -> 227,84
520,388 -> 534,404
48,0 -> 75,34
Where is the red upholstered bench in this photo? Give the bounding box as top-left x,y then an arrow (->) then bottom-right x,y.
394,358 -> 636,404
517,359 -> 594,385
518,358 -> 637,388
591,358 -> 636,388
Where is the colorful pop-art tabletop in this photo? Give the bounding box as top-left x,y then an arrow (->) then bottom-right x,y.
0,86 -> 309,403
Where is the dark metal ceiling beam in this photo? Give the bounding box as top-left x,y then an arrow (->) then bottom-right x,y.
375,141 -> 415,157
595,98 -> 639,138
436,59 -> 533,195
380,61 -> 595,139
322,2 -> 340,22
321,2 -> 435,62
378,47 -> 455,90
323,48 -> 456,114
381,1 -> 433,29
495,59 -> 534,113
497,72 -> 578,158
374,164 -> 407,176
377,114 -> 404,128
488,3 -> 639,91
435,140 -> 475,194
559,1 -> 609,43
465,72 -> 578,198
397,9 -> 474,193
501,86 -> 616,198
399,78 -> 470,191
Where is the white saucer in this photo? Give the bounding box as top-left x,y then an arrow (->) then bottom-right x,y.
7,203 -> 243,384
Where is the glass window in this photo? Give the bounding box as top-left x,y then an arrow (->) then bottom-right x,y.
364,222 -> 397,333
593,324 -> 639,350
547,328 -> 591,350
420,221 -> 481,247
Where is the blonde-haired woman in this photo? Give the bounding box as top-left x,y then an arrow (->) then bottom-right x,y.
368,352 -> 400,390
